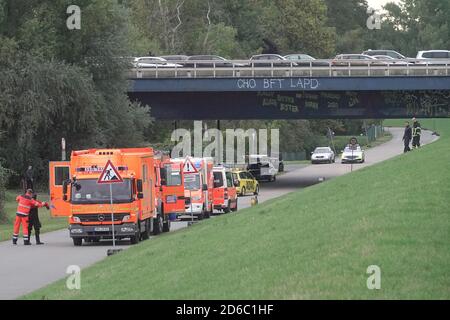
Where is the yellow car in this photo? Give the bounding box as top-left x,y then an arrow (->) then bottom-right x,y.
232,170 -> 260,196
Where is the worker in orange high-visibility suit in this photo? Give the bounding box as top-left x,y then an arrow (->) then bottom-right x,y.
12,189 -> 48,245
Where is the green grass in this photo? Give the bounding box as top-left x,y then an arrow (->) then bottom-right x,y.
24,120 -> 450,299
0,191 -> 68,242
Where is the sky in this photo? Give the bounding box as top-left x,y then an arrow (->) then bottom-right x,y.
367,0 -> 401,10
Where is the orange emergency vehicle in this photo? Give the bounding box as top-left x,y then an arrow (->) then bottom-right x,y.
156,155 -> 186,223
212,166 -> 238,213
49,148 -> 168,246
173,157 -> 214,220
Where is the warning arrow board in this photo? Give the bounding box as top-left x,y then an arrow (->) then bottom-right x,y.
97,160 -> 123,184
183,158 -> 198,174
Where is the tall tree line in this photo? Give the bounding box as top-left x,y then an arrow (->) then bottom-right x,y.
0,0 -> 448,211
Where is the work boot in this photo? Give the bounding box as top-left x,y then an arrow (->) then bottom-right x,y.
24,240 -> 31,246
35,232 -> 44,245
12,239 -> 17,245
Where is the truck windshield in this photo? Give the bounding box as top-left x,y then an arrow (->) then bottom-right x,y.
213,172 -> 224,188
184,174 -> 200,190
71,179 -> 132,204
163,164 -> 182,186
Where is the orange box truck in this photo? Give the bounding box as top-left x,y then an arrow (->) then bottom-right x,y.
49,148 -> 168,246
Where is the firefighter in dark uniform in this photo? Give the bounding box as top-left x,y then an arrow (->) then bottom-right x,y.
402,121 -> 412,153
412,118 -> 422,149
28,193 -> 49,245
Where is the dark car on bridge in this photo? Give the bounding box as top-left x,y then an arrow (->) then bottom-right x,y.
249,54 -> 296,67
284,53 -> 329,67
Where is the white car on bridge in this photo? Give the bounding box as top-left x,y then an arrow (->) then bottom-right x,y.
133,57 -> 183,68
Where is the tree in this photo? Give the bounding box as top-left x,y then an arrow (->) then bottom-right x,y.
0,0 -> 153,185
259,0 -> 336,57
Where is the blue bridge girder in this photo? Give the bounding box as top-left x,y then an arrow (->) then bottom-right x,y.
127,76 -> 450,120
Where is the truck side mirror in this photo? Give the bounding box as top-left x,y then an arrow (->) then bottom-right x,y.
202,184 -> 208,191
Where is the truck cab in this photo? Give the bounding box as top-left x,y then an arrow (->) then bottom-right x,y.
174,157 -> 214,220
213,166 -> 238,213
159,159 -> 185,224
49,148 -> 165,246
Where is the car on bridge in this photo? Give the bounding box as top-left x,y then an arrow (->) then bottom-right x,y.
249,54 -> 296,67
372,55 -> 410,65
232,170 -> 259,197
284,53 -> 329,66
133,56 -> 183,68
159,55 -> 189,61
362,49 -> 407,60
311,147 -> 336,164
341,145 -> 365,164
416,50 -> 450,65
332,54 -> 388,66
184,55 -> 244,68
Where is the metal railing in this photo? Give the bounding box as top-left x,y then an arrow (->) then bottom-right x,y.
128,59 -> 450,79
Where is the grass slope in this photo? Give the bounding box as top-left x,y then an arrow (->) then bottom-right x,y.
25,120 -> 449,300
0,191 -> 67,242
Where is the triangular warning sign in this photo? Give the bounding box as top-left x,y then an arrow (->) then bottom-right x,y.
97,160 -> 123,184
183,158 -> 198,174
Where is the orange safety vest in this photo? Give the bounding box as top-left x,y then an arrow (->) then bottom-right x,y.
16,195 -> 44,217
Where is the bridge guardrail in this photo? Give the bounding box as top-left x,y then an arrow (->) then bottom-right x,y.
128,59 -> 450,78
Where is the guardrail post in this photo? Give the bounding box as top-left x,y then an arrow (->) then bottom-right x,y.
271,62 -> 274,77
309,61 -> 312,77
194,63 -> 197,78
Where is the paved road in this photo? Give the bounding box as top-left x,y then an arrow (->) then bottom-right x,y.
0,128 -> 437,299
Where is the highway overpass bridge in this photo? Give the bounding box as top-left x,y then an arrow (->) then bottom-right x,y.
127,61 -> 450,120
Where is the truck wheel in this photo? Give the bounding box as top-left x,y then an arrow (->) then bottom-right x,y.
223,201 -> 231,213
231,200 -> 238,212
130,223 -> 141,244
141,219 -> 151,240
73,238 -> 82,246
153,215 -> 163,235
163,217 -> 171,232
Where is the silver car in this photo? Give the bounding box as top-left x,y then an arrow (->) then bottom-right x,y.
311,147 -> 335,164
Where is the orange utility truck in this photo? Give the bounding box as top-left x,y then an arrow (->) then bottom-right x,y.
49,148 -> 167,246
160,159 -> 186,222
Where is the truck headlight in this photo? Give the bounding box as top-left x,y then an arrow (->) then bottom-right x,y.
122,215 -> 131,222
